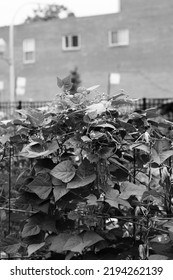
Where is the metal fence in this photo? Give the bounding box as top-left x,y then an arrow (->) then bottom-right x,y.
0,98 -> 173,120
0,100 -> 50,119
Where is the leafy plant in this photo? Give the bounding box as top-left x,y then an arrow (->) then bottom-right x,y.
1,76 -> 173,259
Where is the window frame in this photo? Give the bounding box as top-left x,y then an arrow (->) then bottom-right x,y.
62,34 -> 81,51
23,38 -> 36,64
108,29 -> 129,47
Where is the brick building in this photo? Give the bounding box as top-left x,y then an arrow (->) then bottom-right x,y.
0,0 -> 173,102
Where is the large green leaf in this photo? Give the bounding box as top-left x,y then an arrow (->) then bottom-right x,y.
67,174 -> 96,189
105,189 -> 119,209
27,173 -> 52,200
130,143 -> 150,153
27,242 -> 45,256
0,235 -> 21,254
63,235 -> 82,253
50,160 -> 76,183
19,140 -> 59,158
105,189 -> 132,209
46,233 -> 72,253
63,231 -> 103,253
17,107 -> 44,127
53,185 -> 69,202
119,182 -> 146,200
22,223 -> 40,238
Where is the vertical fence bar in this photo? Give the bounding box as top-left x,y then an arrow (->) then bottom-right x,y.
8,145 -> 12,235
142,98 -> 146,110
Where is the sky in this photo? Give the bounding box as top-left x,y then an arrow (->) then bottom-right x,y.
0,0 -> 120,27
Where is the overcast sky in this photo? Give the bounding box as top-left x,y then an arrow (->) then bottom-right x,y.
0,0 -> 119,27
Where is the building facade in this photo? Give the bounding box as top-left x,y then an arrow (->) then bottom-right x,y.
0,0 -> 173,102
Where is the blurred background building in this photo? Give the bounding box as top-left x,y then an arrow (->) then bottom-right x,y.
0,0 -> 173,102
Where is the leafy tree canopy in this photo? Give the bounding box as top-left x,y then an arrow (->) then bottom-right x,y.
25,3 -> 75,23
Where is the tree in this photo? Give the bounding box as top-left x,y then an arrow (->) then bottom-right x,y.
25,4 -> 75,23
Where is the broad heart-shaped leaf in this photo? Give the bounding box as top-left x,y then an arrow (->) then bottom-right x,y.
67,174 -> 96,189
153,138 -> 171,154
151,149 -> 173,165
17,107 -> 44,127
22,223 -> 40,238
159,150 -> 173,164
63,231 -> 103,253
50,160 -> 76,183
86,194 -> 98,205
19,142 -> 48,158
26,173 -> 52,200
27,242 -> 45,257
0,235 -> 21,254
46,233 -> 72,253
19,141 -> 59,158
63,235 -> 83,253
119,181 -> 146,200
105,189 -> 119,209
53,184 -> 69,202
105,189 -> 132,209
130,143 -> 150,153
77,158 -> 95,177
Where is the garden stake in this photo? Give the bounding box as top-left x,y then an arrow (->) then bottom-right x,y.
8,145 -> 12,235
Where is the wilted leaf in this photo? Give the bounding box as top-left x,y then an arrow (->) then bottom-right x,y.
28,242 -> 45,256
50,160 -> 76,183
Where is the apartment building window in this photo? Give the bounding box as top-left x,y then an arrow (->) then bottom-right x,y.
23,39 -> 35,63
62,35 -> 81,51
108,29 -> 129,47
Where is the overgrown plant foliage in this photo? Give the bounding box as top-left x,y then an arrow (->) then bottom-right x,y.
0,76 -> 173,259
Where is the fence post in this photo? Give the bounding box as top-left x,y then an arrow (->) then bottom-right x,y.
143,98 -> 146,110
